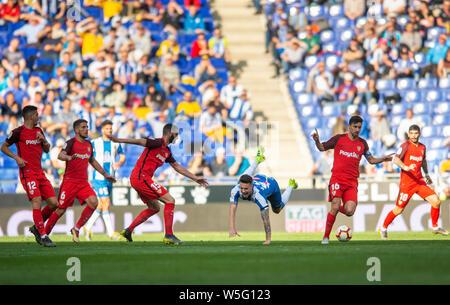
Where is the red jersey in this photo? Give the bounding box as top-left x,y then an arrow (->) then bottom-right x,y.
322,133 -> 371,181
396,140 -> 426,187
62,137 -> 93,181
5,125 -> 46,179
131,137 -> 176,180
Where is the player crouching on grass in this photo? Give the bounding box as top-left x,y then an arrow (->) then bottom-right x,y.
379,125 -> 448,239
229,146 -> 298,245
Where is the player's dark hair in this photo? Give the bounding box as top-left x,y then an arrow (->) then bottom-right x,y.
348,115 -> 363,125
73,119 -> 88,131
101,120 -> 113,127
22,105 -> 37,119
409,124 -> 421,133
163,123 -> 178,135
239,174 -> 253,184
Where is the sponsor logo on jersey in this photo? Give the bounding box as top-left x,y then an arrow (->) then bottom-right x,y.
73,153 -> 90,159
25,139 -> 40,145
409,155 -> 423,162
339,150 -> 359,159
156,154 -> 166,162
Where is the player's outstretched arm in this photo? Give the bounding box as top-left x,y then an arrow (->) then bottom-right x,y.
392,155 -> 416,171
107,134 -> 147,147
260,209 -> 271,245
1,141 -> 27,167
367,153 -> 395,165
36,131 -> 51,153
170,161 -> 209,187
229,203 -> 240,238
422,158 -> 432,184
89,157 -> 117,183
311,128 -> 325,151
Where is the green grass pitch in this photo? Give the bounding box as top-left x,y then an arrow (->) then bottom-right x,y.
0,231 -> 449,285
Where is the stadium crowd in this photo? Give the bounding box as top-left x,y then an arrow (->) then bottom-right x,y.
258,0 -> 450,197
0,0 -> 255,190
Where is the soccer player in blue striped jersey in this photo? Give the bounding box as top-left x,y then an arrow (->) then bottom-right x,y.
82,120 -> 126,240
229,146 -> 298,245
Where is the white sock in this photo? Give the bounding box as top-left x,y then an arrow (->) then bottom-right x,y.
102,212 -> 114,237
282,185 -> 294,204
84,209 -> 101,232
243,159 -> 258,176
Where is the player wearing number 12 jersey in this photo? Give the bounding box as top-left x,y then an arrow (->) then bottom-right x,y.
108,123 -> 208,245
312,116 -> 394,244
1,106 -> 58,247
380,125 -> 448,238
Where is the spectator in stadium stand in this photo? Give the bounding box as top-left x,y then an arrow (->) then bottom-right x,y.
103,26 -> 126,55
175,90 -> 202,121
136,54 -> 158,85
158,54 -> 180,95
368,38 -> 394,79
118,118 -> 137,140
194,55 -> 219,86
227,89 -> 253,125
114,49 -> 137,86
57,51 -> 77,78
420,33 -> 449,78
342,38 -> 365,74
162,0 -> 185,35
104,81 -> 127,108
437,48 -> 450,78
343,0 -> 366,21
208,28 -> 231,66
370,110 -> 392,146
209,146 -> 228,177
88,50 -> 109,80
227,144 -> 250,177
332,114 -> 347,136
396,108 -> 424,143
301,24 -> 320,56
361,27 -> 379,64
39,25 -> 64,63
219,75 -> 244,108
355,78 -> 379,105
76,17 -> 104,61
308,149 -> 333,187
37,0 -> 67,21
1,92 -> 21,118
147,111 -> 167,137
306,61 -> 334,104
270,18 -> 295,76
156,34 -> 180,62
332,61 -> 353,89
140,0 -> 165,23
8,63 -> 26,89
131,23 -> 152,56
13,14 -> 47,46
185,0 -> 201,8
392,46 -> 416,78
0,67 -> 8,94
184,5 -> 206,34
4,77 -> 29,105
199,101 -> 224,143
288,3 -> 307,33
40,103 -> 56,133
400,22 -> 423,53
332,72 -> 357,107
52,98 -> 78,141
436,0 -> 450,28
0,0 -> 20,25
191,32 -> 210,59
144,83 -> 164,110
383,0 -> 406,16
1,38 -> 26,74
188,151 -> 213,178
416,0 -> 435,29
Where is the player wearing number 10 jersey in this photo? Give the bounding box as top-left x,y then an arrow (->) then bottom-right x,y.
311,115 -> 394,244
380,125 -> 448,238
108,123 -> 208,245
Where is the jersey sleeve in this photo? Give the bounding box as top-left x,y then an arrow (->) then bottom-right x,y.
165,149 -> 176,163
395,142 -> 409,161
321,134 -> 343,151
5,127 -> 22,145
254,191 -> 269,211
117,143 -> 124,155
62,138 -> 75,155
361,138 -> 372,158
229,184 -> 240,204
145,137 -> 164,149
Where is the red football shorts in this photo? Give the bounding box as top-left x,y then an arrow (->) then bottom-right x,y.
396,182 -> 436,208
58,179 -> 96,209
20,175 -> 56,201
328,176 -> 358,203
130,176 -> 168,203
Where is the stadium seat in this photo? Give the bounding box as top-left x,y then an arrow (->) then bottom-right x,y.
376,79 -> 395,91
304,55 -> 319,69
322,104 -> 342,117
439,78 -> 450,89
421,126 -> 440,138
292,80 -> 306,93
402,90 -> 421,103
299,105 -> 319,118
423,89 -> 443,103
338,29 -> 353,44
432,114 -> 450,125
324,53 -> 341,69
302,117 -> 323,129
1,183 -> 17,193
412,103 -> 432,115
296,92 -> 316,105
417,77 -> 438,89
327,4 -> 344,17
444,125 -> 450,137
320,30 -> 335,44
305,5 -> 326,21
433,102 -> 450,114
414,53 -> 427,67
427,137 -> 444,149
391,103 -> 408,115
334,17 -> 351,31
390,114 -> 404,127
427,26 -> 446,41
396,78 -> 416,91
2,169 -> 18,180
414,114 -> 432,125
288,68 -> 308,81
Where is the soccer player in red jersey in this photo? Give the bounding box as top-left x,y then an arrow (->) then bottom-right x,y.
311,115 -> 394,244
44,119 -> 116,243
1,106 -> 58,247
380,125 -> 448,238
108,123 -> 209,245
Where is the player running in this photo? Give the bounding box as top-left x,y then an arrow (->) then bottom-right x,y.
82,120 -> 126,240
311,115 -> 394,244
229,146 -> 298,245
44,119 -> 116,244
108,123 -> 208,245
1,106 -> 58,247
379,125 -> 448,238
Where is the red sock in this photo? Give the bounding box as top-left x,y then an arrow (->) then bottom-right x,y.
164,203 -> 175,235
45,212 -> 61,235
339,204 -> 346,215
431,206 -> 440,228
128,208 -> 159,232
323,212 -> 336,239
41,205 -> 53,222
383,211 -> 397,229
32,209 -> 45,237
75,205 -> 96,230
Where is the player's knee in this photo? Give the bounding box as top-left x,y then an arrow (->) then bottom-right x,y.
345,209 -> 355,216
